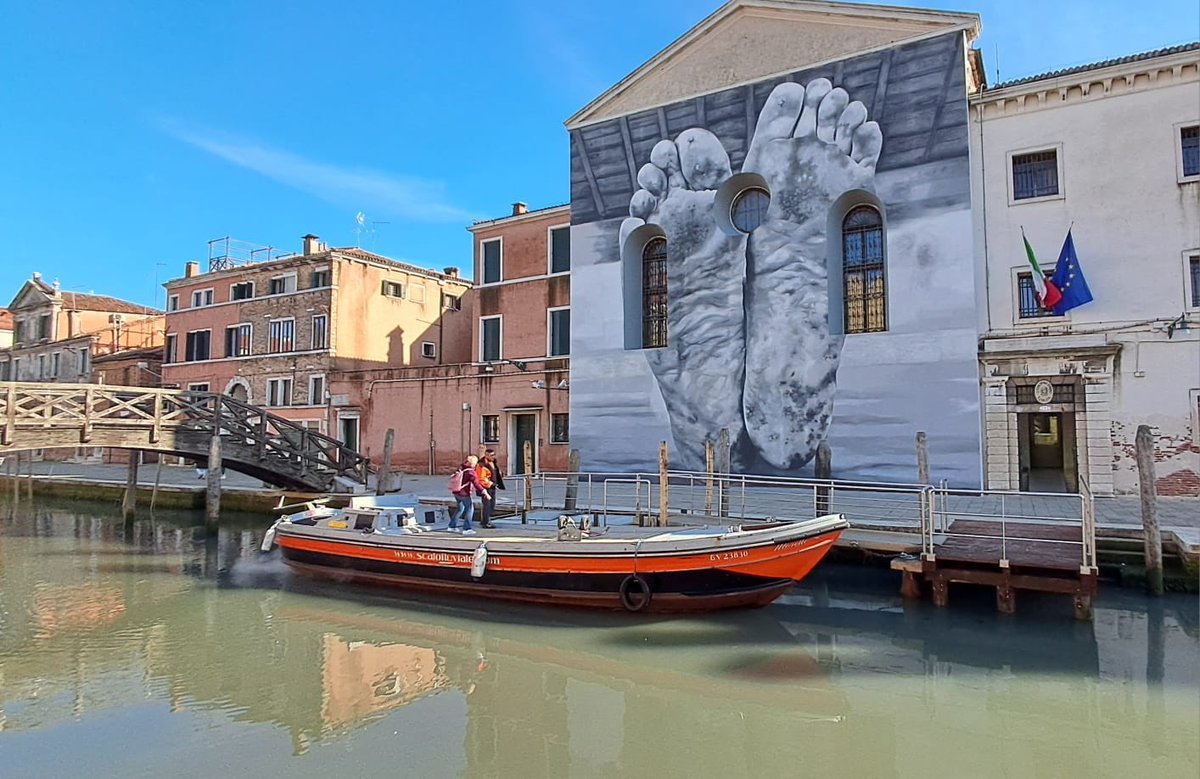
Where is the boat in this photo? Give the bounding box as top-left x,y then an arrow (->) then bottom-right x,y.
262,494 -> 848,613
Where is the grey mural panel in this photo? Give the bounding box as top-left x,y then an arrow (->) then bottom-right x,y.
569,31 -> 982,487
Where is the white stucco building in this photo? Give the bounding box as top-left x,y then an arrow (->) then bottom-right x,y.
972,43 -> 1200,496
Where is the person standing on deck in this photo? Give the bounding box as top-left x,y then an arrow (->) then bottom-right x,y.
475,448 -> 505,528
449,455 -> 489,535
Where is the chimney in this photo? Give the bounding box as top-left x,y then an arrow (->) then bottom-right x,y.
184,261 -> 200,278
443,267 -> 460,279
512,202 -> 527,216
302,234 -> 321,255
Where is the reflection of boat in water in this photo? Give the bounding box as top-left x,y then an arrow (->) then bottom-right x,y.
263,495 -> 847,613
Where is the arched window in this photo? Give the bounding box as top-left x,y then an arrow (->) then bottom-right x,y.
842,206 -> 886,333
642,237 -> 668,348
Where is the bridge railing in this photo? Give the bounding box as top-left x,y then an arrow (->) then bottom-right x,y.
0,382 -> 369,487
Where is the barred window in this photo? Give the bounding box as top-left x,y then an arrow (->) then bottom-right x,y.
642,237 -> 667,348
481,415 -> 500,443
550,413 -> 569,444
1017,272 -> 1059,319
842,206 -> 886,333
1012,150 -> 1059,200
1182,126 -> 1199,177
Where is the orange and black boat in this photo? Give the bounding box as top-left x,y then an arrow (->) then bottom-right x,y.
262,498 -> 847,613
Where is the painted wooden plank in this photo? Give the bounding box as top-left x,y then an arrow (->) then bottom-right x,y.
573,133 -> 607,218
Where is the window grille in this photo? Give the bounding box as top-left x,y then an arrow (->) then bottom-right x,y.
642,238 -> 667,348
1012,150 -> 1059,199
842,206 -> 886,333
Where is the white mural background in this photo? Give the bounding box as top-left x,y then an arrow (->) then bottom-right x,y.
569,32 -> 983,486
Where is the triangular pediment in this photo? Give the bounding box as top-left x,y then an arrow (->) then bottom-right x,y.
566,0 -> 979,129
8,281 -> 53,313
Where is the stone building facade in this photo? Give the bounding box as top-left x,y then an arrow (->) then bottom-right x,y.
972,43 -> 1200,495
162,235 -> 473,448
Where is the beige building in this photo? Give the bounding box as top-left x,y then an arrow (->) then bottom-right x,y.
0,308 -> 12,349
0,273 -> 162,385
973,43 -> 1200,496
162,235 -> 474,446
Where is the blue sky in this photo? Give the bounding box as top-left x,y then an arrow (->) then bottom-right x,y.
2,0 -> 1196,308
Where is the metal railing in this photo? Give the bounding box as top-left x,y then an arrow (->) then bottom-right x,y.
923,481 -> 1098,572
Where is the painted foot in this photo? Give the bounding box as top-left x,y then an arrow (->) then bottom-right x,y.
740,80 -> 882,468
620,129 -> 748,469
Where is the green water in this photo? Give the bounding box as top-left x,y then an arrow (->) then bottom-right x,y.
0,500 -> 1196,778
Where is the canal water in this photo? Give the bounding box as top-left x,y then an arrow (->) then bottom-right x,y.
0,500 -> 1196,779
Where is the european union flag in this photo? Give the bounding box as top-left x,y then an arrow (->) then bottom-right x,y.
1050,229 -> 1093,315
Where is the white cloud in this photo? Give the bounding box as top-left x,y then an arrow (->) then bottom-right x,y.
159,119 -> 474,223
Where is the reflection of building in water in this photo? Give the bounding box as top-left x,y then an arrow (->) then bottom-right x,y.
32,584 -> 126,637
319,634 -> 448,733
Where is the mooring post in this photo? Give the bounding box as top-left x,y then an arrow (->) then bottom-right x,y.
717,428 -> 731,518
122,451 -> 139,520
206,431 -> 222,535
658,441 -> 669,527
1135,425 -> 1163,595
916,431 -> 929,485
815,440 -> 832,516
25,448 -> 34,500
377,428 -> 395,496
522,440 -> 533,520
150,456 -> 163,514
704,439 -> 714,516
564,448 -> 580,511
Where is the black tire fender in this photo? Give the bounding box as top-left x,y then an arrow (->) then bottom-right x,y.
618,574 -> 652,612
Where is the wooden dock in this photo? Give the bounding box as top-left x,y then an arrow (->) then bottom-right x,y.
893,516 -> 1099,620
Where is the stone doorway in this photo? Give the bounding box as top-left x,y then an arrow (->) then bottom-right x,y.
1017,411 -> 1078,493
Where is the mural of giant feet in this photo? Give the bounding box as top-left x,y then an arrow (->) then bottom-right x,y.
620,129 -> 749,469
740,79 -> 882,468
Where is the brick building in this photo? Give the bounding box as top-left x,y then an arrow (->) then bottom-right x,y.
162,235 -> 473,450
331,203 -> 573,476
0,308 -> 12,349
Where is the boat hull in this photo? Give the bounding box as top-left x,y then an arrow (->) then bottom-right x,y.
276,524 -> 844,613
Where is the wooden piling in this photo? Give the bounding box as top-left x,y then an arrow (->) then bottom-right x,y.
206,432 -> 222,534
150,458 -> 163,514
704,439 -> 714,516
815,440 -> 832,516
564,448 -> 580,511
717,427 -> 731,518
122,452 -> 139,520
916,431 -> 929,485
25,449 -> 33,500
658,441 -> 669,527
377,428 -> 395,496
1135,425 -> 1163,595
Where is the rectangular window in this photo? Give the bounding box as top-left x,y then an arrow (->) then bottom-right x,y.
1017,273 -> 1059,319
266,378 -> 293,407
481,239 -> 501,284
421,341 -> 437,359
225,323 -> 252,357
188,382 -> 210,393
1012,150 -> 1059,200
184,330 -> 211,361
37,314 -> 51,340
442,293 -> 461,311
381,280 -> 405,298
164,334 -> 176,364
268,319 -> 295,353
230,281 -> 254,300
409,284 -> 426,304
480,316 -> 501,362
191,289 -> 214,307
550,413 -> 569,444
308,375 -> 326,406
268,275 -> 296,295
310,268 -> 331,288
79,348 -> 89,376
311,314 -> 328,349
50,352 -> 60,378
481,414 -> 500,443
167,294 -> 179,312
1190,256 -> 1200,308
549,226 -> 571,274
1182,126 -> 1199,178
548,308 -> 570,356
0,361 -> 9,381
37,354 -> 46,378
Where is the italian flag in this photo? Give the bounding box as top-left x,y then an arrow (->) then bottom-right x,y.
1023,231 -> 1061,309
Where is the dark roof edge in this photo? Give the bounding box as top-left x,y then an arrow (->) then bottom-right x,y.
985,41 -> 1199,91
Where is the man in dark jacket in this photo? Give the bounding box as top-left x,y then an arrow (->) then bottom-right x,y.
449,455 -> 489,535
476,448 -> 506,528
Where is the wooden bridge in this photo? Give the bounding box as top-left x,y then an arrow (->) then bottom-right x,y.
1,382 -> 369,492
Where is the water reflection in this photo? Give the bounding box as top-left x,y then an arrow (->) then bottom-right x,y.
0,500 -> 1197,778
